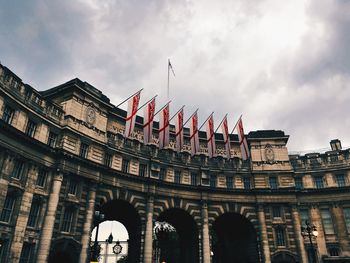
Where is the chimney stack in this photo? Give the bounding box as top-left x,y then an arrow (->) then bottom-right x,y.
330,139 -> 342,151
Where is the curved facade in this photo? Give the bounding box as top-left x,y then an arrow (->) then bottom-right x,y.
0,63 -> 350,263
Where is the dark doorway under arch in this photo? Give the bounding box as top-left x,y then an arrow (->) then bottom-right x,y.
212,213 -> 260,263
48,238 -> 80,263
101,199 -> 141,263
272,252 -> 298,263
157,208 -> 199,263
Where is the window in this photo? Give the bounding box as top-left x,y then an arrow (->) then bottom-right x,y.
226,176 -> 234,189
191,173 -> 197,186
210,175 -> 217,187
79,143 -> 89,158
243,177 -> 251,189
269,177 -> 278,189
174,171 -> 181,184
2,105 -> 14,124
19,242 -> 34,263
11,160 -> 24,179
314,176 -> 324,189
25,119 -> 37,137
275,226 -> 286,246
336,174 -> 346,187
68,180 -> 78,195
122,159 -> 129,173
159,168 -> 166,180
343,207 -> 350,233
47,132 -> 57,147
0,240 -> 9,262
272,206 -> 282,218
61,209 -> 74,233
36,169 -> 47,187
299,209 -> 310,226
0,195 -> 15,223
321,209 -> 335,234
139,164 -> 147,177
104,153 -> 112,167
295,177 -> 303,190
27,202 -> 41,228
329,247 -> 340,257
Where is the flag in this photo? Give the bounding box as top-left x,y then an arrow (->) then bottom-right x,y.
175,108 -> 184,152
237,117 -> 250,160
143,97 -> 156,144
190,111 -> 200,156
124,91 -> 141,138
221,116 -> 231,159
159,103 -> 170,149
168,59 -> 175,76
206,114 -> 216,158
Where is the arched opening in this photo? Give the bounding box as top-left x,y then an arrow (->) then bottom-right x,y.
98,199 -> 141,263
271,251 -> 298,263
48,238 -> 81,263
212,213 -> 260,263
156,208 -> 199,263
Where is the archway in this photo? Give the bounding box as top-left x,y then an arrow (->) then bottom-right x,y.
48,237 -> 80,263
271,251 -> 298,263
156,208 -> 199,263
212,213 -> 260,263
100,199 -> 141,263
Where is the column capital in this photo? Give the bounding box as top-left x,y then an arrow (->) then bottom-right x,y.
53,171 -> 63,182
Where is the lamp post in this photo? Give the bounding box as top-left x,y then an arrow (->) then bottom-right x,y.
91,209 -> 105,262
301,220 -> 318,263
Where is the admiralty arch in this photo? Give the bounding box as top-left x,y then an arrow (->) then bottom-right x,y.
0,63 -> 350,263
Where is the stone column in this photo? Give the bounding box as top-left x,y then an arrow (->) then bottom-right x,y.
36,172 -> 63,263
332,205 -> 350,256
257,205 -> 271,263
79,185 -> 97,263
291,206 -> 308,263
201,202 -> 211,263
310,206 -> 327,259
143,195 -> 154,263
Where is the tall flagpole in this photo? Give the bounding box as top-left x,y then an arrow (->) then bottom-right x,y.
167,59 -> 170,100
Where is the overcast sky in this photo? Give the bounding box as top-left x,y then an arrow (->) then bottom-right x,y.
1,0 -> 350,152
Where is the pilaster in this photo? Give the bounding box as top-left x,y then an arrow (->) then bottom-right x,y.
257,205 -> 271,263
310,206 -> 327,259
201,201 -> 210,263
143,195 -> 154,263
291,206 -> 308,263
332,205 -> 350,256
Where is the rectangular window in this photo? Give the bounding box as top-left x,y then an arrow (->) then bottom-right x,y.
122,159 -> 129,173
272,206 -> 282,218
47,132 -> 57,147
0,195 -> 15,223
139,164 -> 147,177
269,177 -> 278,189
314,176 -> 324,189
295,177 -> 303,190
321,209 -> 335,234
104,153 -> 112,167
299,209 -> 310,227
226,177 -> 234,189
36,169 -> 47,187
27,202 -> 40,228
336,174 -> 346,187
79,143 -> 89,158
25,119 -> 37,137
2,105 -> 14,124
19,242 -> 34,263
0,240 -> 8,263
159,168 -> 166,180
61,209 -> 74,233
174,171 -> 181,184
210,175 -> 217,188
243,177 -> 251,189
275,227 -> 286,246
191,173 -> 197,186
68,180 -> 78,195
343,207 -> 350,233
11,160 -> 24,179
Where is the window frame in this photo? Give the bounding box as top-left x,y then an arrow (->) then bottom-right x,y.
139,163 -> 147,177
314,176 -> 324,189
27,202 -> 41,228
320,208 -> 335,235
79,142 -> 89,158
36,169 -> 47,188
47,131 -> 58,148
2,105 -> 14,124
11,160 -> 24,180
121,159 -> 130,173
269,177 -> 278,190
174,170 -> 181,184
275,226 -> 286,247
25,119 -> 37,138
61,208 -> 75,233
243,177 -> 251,190
0,194 -> 16,223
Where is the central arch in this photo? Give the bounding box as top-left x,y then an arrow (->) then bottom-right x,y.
212,212 -> 260,263
101,199 -> 141,263
157,208 -> 199,263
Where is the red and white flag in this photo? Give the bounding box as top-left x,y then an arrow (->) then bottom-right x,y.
124,91 -> 141,138
206,114 -> 216,158
221,115 -> 231,159
190,111 -> 200,156
237,117 -> 250,160
175,108 -> 184,152
159,103 -> 170,149
143,97 -> 156,144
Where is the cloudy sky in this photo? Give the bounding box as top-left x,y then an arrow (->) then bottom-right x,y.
1,0 -> 350,152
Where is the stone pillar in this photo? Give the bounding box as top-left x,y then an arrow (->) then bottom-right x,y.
201,202 -> 211,263
332,205 -> 350,256
310,206 -> 327,259
36,172 -> 63,263
143,195 -> 154,263
291,206 -> 308,263
79,185 -> 97,263
257,205 -> 271,263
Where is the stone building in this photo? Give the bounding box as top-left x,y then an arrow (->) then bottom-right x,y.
0,63 -> 350,263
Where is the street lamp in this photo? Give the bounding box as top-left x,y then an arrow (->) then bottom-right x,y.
91,209 -> 105,262
301,220 -> 318,263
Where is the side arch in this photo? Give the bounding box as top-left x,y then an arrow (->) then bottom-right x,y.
271,251 -> 299,263
48,237 -> 81,263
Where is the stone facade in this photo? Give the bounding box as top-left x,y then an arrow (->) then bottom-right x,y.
0,63 -> 350,263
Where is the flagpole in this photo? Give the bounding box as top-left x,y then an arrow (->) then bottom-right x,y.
214,114 -> 228,134
137,95 -> 158,111
167,59 -> 170,100
198,112 -> 214,131
169,105 -> 185,122
230,114 -> 243,134
154,101 -> 171,117
115,89 -> 143,108
183,108 -> 199,127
